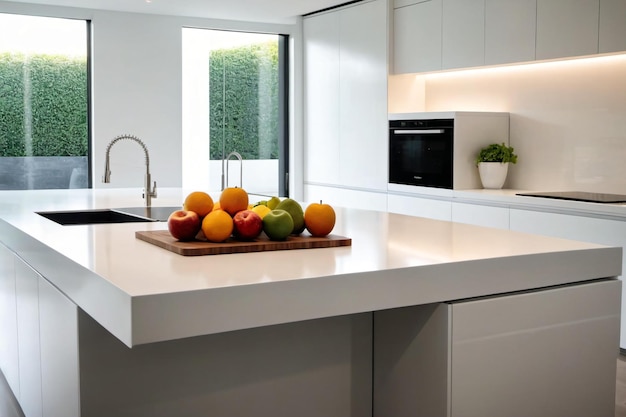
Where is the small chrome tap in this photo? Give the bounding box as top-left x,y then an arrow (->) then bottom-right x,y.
222,151 -> 243,190
102,134 -> 157,207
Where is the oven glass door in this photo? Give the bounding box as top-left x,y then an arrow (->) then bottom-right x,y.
389,123 -> 453,188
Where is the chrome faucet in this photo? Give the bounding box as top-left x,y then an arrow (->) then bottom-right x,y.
221,151 -> 243,190
102,134 -> 157,207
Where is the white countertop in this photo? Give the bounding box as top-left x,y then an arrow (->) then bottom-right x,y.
388,183 -> 626,219
0,188 -> 621,347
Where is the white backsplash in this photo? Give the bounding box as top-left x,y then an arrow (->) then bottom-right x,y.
388,54 -> 626,194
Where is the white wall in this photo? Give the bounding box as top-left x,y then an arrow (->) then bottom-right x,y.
389,54 -> 626,194
0,1 -> 300,196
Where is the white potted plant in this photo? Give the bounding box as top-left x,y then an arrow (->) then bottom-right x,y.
475,143 -> 518,189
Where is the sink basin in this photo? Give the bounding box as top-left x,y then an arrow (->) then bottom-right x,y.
113,206 -> 182,222
37,206 -> 182,225
37,209 -> 155,225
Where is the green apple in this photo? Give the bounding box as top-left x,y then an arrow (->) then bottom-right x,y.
262,209 -> 294,241
275,198 -> 305,234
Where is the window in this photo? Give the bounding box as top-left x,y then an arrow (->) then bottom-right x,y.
182,28 -> 288,196
0,13 -> 90,190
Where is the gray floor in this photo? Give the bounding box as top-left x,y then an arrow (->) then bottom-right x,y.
2,359 -> 626,417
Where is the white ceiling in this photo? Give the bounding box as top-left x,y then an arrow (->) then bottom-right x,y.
5,0 -> 353,24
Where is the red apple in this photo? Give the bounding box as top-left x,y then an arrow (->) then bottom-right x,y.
232,210 -> 263,240
167,210 -> 201,241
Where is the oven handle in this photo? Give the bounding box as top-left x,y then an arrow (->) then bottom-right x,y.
392,129 -> 445,134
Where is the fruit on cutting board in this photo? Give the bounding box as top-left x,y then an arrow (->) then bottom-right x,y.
266,196 -> 280,210
262,209 -> 294,241
251,204 -> 271,219
233,210 -> 263,240
219,187 -> 249,216
167,210 -> 201,241
183,191 -> 214,218
304,201 -> 336,237
202,209 -> 234,243
275,198 -> 305,235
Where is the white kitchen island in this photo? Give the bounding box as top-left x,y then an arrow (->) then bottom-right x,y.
0,188 -> 622,417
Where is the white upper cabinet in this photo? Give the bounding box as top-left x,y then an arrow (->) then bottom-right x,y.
536,0 -> 600,60
303,0 -> 388,191
442,0 -> 485,69
599,0 -> 626,53
303,11 -> 341,185
393,0 -> 442,73
485,0 -> 536,65
394,0 -> 624,73
339,0 -> 388,190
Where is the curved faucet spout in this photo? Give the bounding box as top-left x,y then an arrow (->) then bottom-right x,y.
102,134 -> 157,207
222,151 -> 243,190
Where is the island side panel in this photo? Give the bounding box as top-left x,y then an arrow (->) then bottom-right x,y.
78,310 -> 373,417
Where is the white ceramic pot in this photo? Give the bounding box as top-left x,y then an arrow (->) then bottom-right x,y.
478,162 -> 509,189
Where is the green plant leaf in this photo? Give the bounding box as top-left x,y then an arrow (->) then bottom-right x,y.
475,143 -> 518,165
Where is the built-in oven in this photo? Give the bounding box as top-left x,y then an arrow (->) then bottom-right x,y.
388,119 -> 454,189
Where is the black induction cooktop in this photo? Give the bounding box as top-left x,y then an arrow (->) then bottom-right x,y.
516,191 -> 626,203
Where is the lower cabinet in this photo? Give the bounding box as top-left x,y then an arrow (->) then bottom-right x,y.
387,193 -> 452,221
451,202 -> 509,229
304,184 -> 387,212
374,279 -> 621,417
15,261 -> 42,417
38,276 -> 80,417
0,243 -> 19,397
0,244 -> 80,417
510,208 -> 626,349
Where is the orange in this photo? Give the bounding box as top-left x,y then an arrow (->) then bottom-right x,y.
183,191 -> 214,218
219,187 -> 249,216
202,210 -> 233,242
304,201 -> 336,237
212,202 -> 221,211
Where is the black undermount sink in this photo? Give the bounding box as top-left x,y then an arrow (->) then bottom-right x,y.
36,206 -> 181,225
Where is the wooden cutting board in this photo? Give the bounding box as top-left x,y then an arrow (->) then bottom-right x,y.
135,230 -> 352,256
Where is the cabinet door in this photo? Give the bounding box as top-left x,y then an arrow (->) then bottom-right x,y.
599,0 -> 626,53
0,244 -> 19,397
442,0 -> 485,69
536,0 -> 600,60
39,277 -> 80,417
393,0 -> 442,73
450,280 -> 620,417
303,10 -> 341,185
303,0 -> 388,191
304,184 -> 388,211
15,260 -> 43,417
339,0 -> 388,190
510,208 -> 626,349
485,0 -> 536,65
451,202 -> 509,229
387,193 -> 452,221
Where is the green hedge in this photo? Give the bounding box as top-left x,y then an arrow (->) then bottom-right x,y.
0,52 -> 88,157
209,41 -> 279,160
